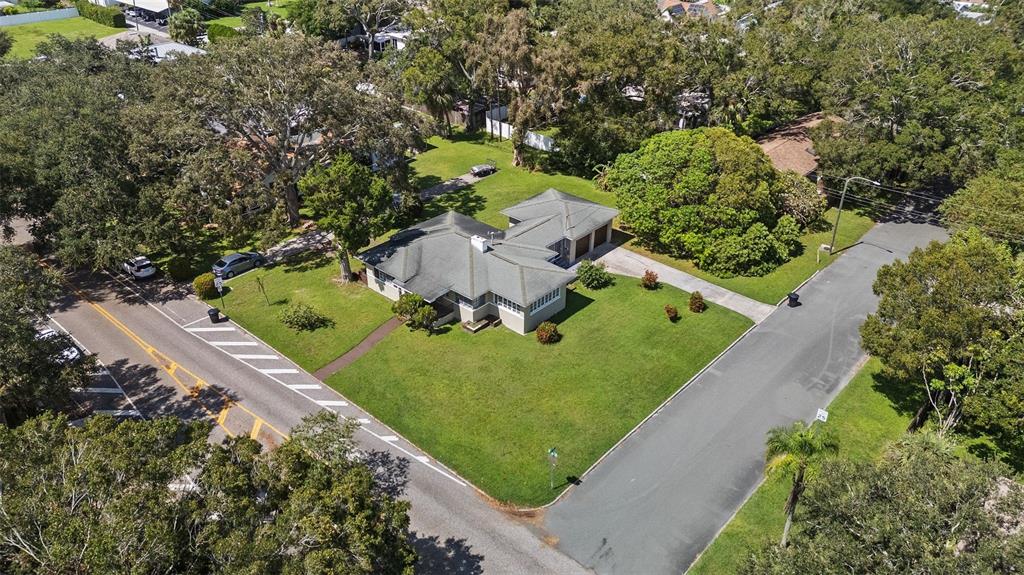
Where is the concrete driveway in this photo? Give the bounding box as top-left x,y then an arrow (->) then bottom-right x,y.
594,247 -> 776,323
544,222 -> 947,574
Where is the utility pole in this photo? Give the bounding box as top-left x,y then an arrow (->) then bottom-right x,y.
829,176 -> 880,253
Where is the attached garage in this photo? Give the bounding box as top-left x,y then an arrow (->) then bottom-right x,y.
574,236 -> 590,259
593,224 -> 609,248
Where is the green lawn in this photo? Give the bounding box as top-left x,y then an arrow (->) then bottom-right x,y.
626,208 -> 876,305
328,276 -> 753,506
206,0 -> 292,28
411,132 -> 615,228
688,358 -> 911,574
211,254 -> 393,372
3,17 -> 123,59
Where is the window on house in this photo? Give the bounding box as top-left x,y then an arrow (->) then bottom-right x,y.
455,293 -> 486,309
492,293 -> 522,314
373,267 -> 394,284
529,288 -> 561,313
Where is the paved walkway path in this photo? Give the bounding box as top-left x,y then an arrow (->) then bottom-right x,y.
545,221 -> 947,575
312,317 -> 402,381
594,246 -> 776,323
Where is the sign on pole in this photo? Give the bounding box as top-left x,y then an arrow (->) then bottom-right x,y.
547,447 -> 558,489
816,408 -> 829,423
214,276 -> 225,309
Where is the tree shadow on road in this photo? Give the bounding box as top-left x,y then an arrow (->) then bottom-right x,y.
361,449 -> 410,498
411,534 -> 484,575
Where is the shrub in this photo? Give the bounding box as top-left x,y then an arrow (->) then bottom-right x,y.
577,260 -> 614,289
536,321 -> 561,344
664,304 -> 679,322
279,303 -> 333,331
410,305 -> 438,332
75,0 -> 126,27
689,291 -> 707,313
207,23 -> 241,44
392,293 -> 425,321
192,272 -> 218,299
641,269 -> 659,290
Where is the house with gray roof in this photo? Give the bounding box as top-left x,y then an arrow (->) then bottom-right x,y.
358,189 -> 618,334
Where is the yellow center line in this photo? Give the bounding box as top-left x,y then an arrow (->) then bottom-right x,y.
59,274 -> 288,442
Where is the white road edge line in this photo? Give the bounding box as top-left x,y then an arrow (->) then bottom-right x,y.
181,315 -> 211,328
75,387 -> 125,395
102,272 -> 467,487
95,409 -> 141,417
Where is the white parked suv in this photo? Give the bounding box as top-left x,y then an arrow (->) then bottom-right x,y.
122,256 -> 157,280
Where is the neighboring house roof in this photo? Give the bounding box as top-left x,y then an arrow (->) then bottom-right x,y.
658,0 -> 729,19
500,189 -> 619,244
756,112 -> 842,176
358,211 -> 576,307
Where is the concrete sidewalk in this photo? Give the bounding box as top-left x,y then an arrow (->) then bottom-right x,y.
546,221 -> 947,575
595,246 -> 776,323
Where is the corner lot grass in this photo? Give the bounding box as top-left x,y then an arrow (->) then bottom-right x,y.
688,358 -> 909,574
3,17 -> 122,59
626,208 -> 875,305
214,255 -> 393,372
328,276 -> 753,506
411,132 -> 615,228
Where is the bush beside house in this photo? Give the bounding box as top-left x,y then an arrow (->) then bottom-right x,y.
577,260 -> 614,289
192,272 -> 218,299
536,321 -> 561,344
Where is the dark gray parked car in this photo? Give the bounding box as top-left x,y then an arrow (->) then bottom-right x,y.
212,252 -> 266,278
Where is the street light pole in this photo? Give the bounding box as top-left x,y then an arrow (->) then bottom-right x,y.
828,175 -> 880,253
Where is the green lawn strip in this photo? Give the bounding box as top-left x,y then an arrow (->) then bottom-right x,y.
205,0 -> 291,27
410,133 -> 614,228
327,276 -> 753,506
625,208 -> 875,305
688,358 -> 910,575
211,254 -> 393,372
4,17 -> 123,59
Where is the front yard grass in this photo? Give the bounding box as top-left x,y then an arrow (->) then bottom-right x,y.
625,208 -> 875,305
687,358 -> 909,574
328,276 -> 753,506
213,254 -> 393,372
205,0 -> 292,28
411,132 -> 614,228
3,17 -> 123,59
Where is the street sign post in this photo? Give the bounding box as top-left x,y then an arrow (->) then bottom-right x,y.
816,408 -> 829,423
214,276 -> 225,309
547,447 -> 558,489
256,276 -> 270,305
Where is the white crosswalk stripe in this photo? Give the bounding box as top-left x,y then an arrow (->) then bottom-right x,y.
287,384 -> 321,390
75,387 -> 125,395
186,327 -> 236,332
209,341 -> 258,347
232,354 -> 279,360
316,400 -> 349,407
259,368 -> 299,374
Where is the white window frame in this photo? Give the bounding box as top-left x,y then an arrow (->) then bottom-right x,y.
492,293 -> 523,315
528,288 -> 561,314
373,267 -> 395,285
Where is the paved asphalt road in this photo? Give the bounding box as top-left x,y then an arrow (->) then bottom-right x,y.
544,221 -> 948,575
43,266 -> 588,575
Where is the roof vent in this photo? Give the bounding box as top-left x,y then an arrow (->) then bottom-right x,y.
470,235 -> 491,253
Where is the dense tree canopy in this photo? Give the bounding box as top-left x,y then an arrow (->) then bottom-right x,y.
0,411 -> 416,574
745,434 -> 1024,574
861,230 -> 1021,440
603,128 -> 822,276
942,152 -> 1024,252
0,247 -> 93,426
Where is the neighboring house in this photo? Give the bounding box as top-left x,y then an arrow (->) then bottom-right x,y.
658,0 -> 730,21
756,112 -> 842,185
949,0 -> 991,21
359,189 -> 618,334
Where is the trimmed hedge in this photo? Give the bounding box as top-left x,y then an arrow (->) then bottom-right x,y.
207,22 -> 241,43
192,272 -> 218,299
75,0 -> 126,28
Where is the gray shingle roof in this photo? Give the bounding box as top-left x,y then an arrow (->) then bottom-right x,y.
500,189 -> 619,242
358,211 -> 575,307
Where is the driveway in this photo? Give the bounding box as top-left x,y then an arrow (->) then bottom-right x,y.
544,221 -> 947,574
594,246 -> 775,323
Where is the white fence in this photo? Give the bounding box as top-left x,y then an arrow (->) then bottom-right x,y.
0,7 -> 79,26
484,106 -> 558,152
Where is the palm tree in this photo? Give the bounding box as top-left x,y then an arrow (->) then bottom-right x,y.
764,420 -> 839,548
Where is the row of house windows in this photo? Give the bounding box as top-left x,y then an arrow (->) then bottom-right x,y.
529,288 -> 561,313
455,293 -> 487,309
373,268 -> 395,284
492,293 -> 523,314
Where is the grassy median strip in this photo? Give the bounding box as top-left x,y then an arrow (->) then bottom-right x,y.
214,254 -> 393,372
327,276 -> 753,506
625,208 -> 875,305
688,358 -> 909,574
